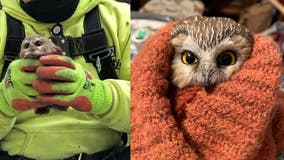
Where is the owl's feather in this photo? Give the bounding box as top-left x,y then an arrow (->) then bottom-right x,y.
170,16 -> 253,89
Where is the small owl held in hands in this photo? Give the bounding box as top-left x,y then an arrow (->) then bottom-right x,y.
19,35 -> 64,114
170,16 -> 253,90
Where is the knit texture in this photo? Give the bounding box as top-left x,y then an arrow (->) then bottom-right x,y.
131,20 -> 284,160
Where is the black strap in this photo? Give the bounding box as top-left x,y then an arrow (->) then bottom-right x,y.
84,6 -> 101,33
50,6 -> 118,79
82,6 -> 118,79
0,13 -> 24,80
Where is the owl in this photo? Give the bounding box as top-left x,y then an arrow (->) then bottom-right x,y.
20,35 -> 62,59
19,35 -> 64,114
170,16 -> 253,90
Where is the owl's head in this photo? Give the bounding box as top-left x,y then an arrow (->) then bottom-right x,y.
20,35 -> 62,59
170,16 -> 253,90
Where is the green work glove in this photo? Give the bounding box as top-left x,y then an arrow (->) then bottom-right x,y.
33,55 -> 113,115
0,59 -> 51,116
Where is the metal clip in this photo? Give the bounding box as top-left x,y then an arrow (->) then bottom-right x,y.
49,35 -> 70,56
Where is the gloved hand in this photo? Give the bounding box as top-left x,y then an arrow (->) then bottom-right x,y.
0,59 -> 51,116
33,55 -> 113,115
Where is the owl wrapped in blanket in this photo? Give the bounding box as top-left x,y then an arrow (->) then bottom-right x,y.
131,16 -> 284,160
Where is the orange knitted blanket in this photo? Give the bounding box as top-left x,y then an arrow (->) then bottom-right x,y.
131,21 -> 284,160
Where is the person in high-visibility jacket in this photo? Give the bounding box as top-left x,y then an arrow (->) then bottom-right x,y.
0,0 -> 130,159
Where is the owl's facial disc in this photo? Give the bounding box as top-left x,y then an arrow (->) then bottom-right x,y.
170,16 -> 253,90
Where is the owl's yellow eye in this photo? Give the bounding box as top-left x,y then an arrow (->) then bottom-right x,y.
218,51 -> 236,66
181,51 -> 198,65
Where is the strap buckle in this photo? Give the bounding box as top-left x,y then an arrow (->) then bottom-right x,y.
49,35 -> 70,56
85,47 -> 112,62
84,47 -> 112,76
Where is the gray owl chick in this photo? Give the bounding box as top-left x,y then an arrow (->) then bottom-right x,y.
20,35 -> 62,59
170,16 -> 253,90
19,35 -> 64,114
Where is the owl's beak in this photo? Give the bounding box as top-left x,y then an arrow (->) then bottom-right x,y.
29,46 -> 36,52
203,73 -> 212,91
201,64 -> 215,91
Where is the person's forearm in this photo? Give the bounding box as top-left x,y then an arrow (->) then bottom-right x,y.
98,79 -> 130,133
